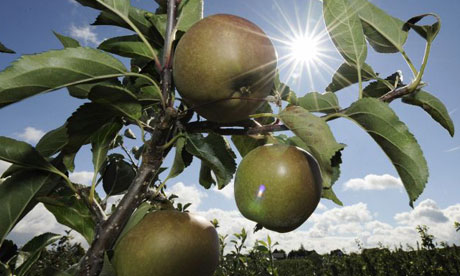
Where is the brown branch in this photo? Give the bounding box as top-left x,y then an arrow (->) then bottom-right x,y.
78,0 -> 179,275
379,82 -> 426,103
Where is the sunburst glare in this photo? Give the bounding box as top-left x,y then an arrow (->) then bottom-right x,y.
247,0 -> 340,91
288,34 -> 321,64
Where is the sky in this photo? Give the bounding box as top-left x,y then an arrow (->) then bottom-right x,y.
0,0 -> 459,254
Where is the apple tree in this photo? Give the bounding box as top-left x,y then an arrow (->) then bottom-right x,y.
0,0 -> 454,275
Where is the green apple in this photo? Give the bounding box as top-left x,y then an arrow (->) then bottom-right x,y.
173,14 -> 277,123
234,144 -> 323,233
113,210 -> 219,276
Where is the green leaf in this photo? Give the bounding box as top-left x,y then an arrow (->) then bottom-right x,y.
39,187 -> 96,243
114,202 -> 152,247
323,0 -> 367,67
231,136 -> 266,158
344,98 -> 428,206
177,0 -> 204,33
90,121 -> 123,187
273,71 -> 297,104
0,47 -> 127,108
98,35 -> 159,60
15,233 -> 61,276
0,42 -> 15,54
185,133 -> 236,189
0,171 -> 58,246
64,103 -> 120,156
351,0 -> 409,53
76,0 -> 129,17
363,72 -> 403,98
322,188 -> 343,206
0,137 -> 64,177
52,31 -> 122,100
405,13 -> 441,43
53,32 -> 80,48
93,7 -> 163,46
103,155 -> 136,196
297,92 -> 340,114
145,14 -> 167,39
402,90 -> 454,137
88,84 -> 142,120
68,79 -> 122,99
164,136 -> 193,182
325,62 -> 377,93
35,125 -> 68,157
100,253 -> 117,276
198,163 -> 214,189
279,106 -> 345,189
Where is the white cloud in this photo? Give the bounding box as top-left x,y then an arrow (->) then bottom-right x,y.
8,203 -> 87,248
69,171 -> 94,186
0,160 -> 11,176
69,25 -> 101,46
343,174 -> 403,191
212,181 -> 234,199
445,146 -> 460,153
67,0 -> 78,5
197,199 -> 460,254
17,127 -> 45,144
167,182 -> 208,212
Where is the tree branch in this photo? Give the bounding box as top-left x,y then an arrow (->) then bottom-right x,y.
78,0 -> 179,275
379,82 -> 426,103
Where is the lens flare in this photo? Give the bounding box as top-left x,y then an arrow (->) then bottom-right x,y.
257,184 -> 266,198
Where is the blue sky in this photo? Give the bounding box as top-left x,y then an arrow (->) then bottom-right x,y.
1,0 -> 459,253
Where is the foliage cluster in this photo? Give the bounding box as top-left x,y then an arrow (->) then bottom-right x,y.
215,224 -> 460,276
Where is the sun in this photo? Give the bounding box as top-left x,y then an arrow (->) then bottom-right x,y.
288,34 -> 321,64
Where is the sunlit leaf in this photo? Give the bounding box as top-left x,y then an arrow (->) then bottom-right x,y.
297,92 -> 340,114
53,32 -> 80,48
323,0 -> 367,66
326,62 -> 376,93
351,0 -> 409,53
280,106 -> 345,189
344,98 -> 428,206
0,48 -> 127,108
322,188 -> 343,206
402,90 -> 454,137
177,0 -> 204,33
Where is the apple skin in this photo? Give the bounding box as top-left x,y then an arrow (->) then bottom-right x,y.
173,14 -> 277,123
113,210 -> 219,276
234,144 -> 323,233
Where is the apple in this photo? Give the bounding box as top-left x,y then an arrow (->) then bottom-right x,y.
113,210 -> 219,276
234,144 -> 323,233
173,14 -> 277,123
